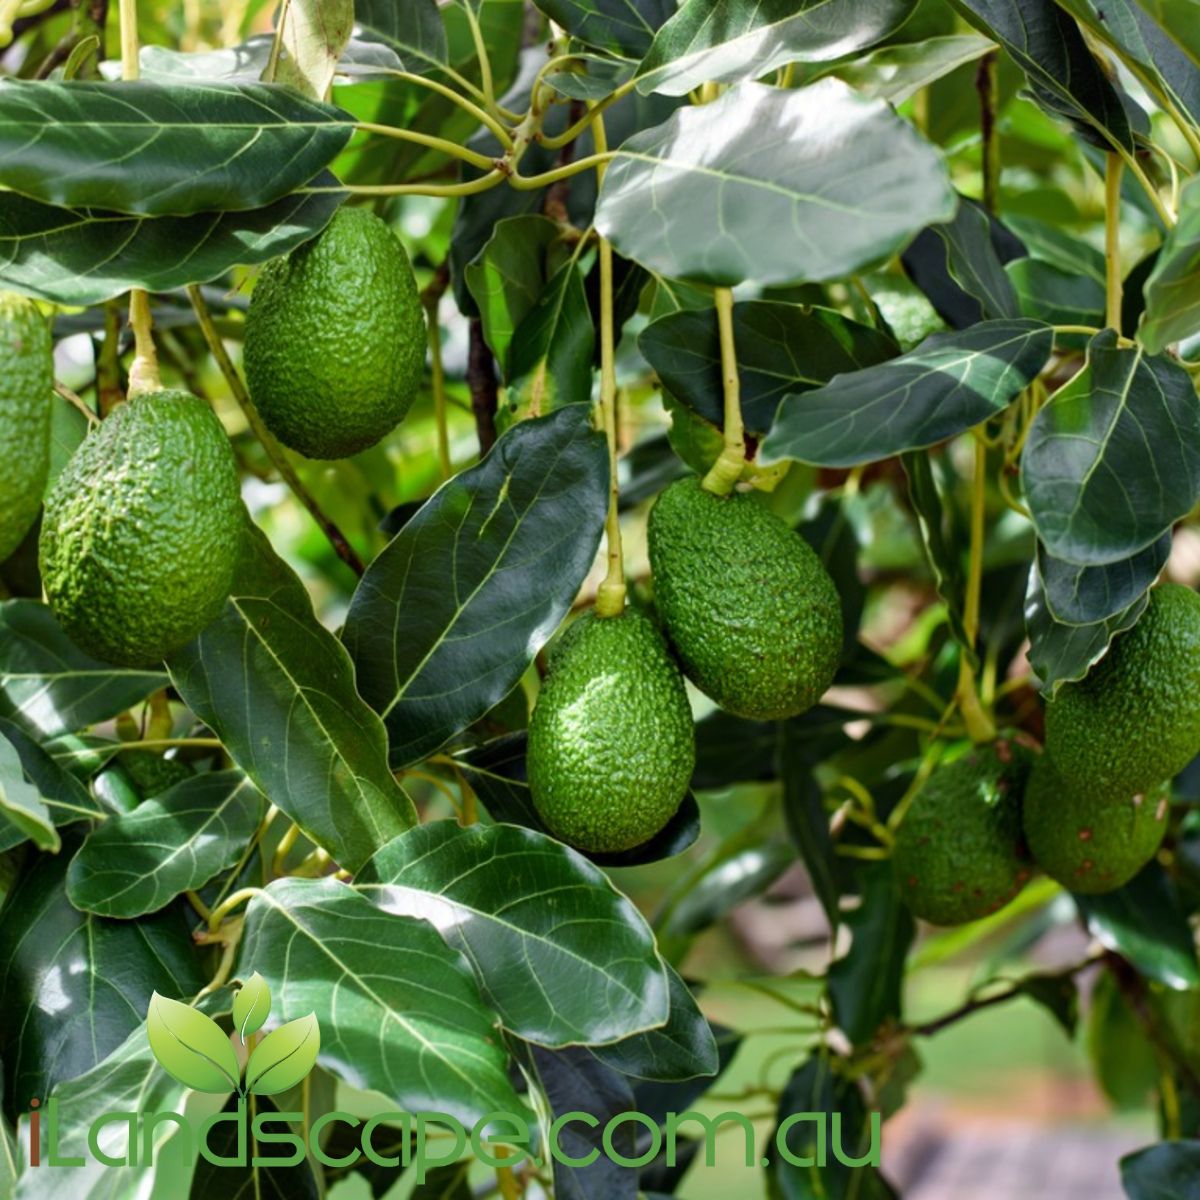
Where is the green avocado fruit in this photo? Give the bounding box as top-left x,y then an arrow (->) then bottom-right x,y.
40,389 -> 242,666
1022,756 -> 1168,894
1045,584 -> 1200,798
0,292 -> 52,562
244,206 -> 425,460
647,476 -> 842,720
893,741 -> 1034,925
121,750 -> 193,798
527,607 -> 695,853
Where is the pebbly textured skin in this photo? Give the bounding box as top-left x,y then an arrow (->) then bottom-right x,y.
647,476 -> 842,720
1045,584 -> 1200,798
243,206 -> 425,459
528,607 -> 695,853
893,741 -> 1034,925
40,389 -> 242,666
1023,756 -> 1167,895
0,292 -> 52,562
121,750 -> 193,798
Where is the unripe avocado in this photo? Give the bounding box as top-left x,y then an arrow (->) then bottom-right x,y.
647,476 -> 842,720
1023,756 -> 1168,894
40,390 -> 242,666
1045,584 -> 1200,798
527,607 -> 695,853
121,750 -> 193,798
893,742 -> 1034,925
244,206 -> 425,459
0,292 -> 52,562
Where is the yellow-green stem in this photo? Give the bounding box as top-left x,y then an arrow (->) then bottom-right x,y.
322,170 -> 505,198
1105,153 -> 1124,331
355,121 -> 500,171
380,70 -> 514,148
462,1 -> 496,118
207,887 -> 261,933
264,0 -> 291,82
509,151 -> 617,190
701,287 -> 746,496
956,437 -> 996,743
272,821 -> 301,875
539,77 -> 639,150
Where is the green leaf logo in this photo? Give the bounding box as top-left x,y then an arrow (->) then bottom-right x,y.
244,1014 -> 321,1095
232,971 -> 271,1043
146,992 -> 240,1094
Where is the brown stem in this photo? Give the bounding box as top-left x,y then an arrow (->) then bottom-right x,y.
542,99 -> 584,223
96,300 -> 124,415
976,50 -> 1000,215
467,318 -> 498,455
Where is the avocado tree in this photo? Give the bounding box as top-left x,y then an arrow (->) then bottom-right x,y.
1,0 -> 1200,1197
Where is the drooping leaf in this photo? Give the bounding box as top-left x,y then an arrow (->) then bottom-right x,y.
233,972 -> 271,1043
146,992 -> 241,1094
1121,1140 -> 1200,1199
532,0 -> 675,58
0,81 -> 352,216
342,406 -> 608,767
1021,331 -> 1200,565
0,732 -> 57,852
66,771 -> 265,918
830,33 -> 995,104
0,600 -> 164,739
595,80 -> 956,288
355,0 -> 447,73
239,877 -> 529,1125
245,1014 -> 321,1095
1037,535 -> 1170,626
760,319 -> 1053,468
357,821 -> 670,1047
635,0 -> 913,97
1139,175 -> 1200,353
274,0 -> 355,99
167,522 -> 416,875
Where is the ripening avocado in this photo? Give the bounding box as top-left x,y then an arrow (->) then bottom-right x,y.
893,741 -> 1034,925
121,750 -> 193,798
1045,584 -> 1200,799
243,206 -> 426,460
527,607 -> 695,853
1022,756 -> 1168,894
0,292 -> 52,563
40,390 -> 242,666
647,476 -> 842,720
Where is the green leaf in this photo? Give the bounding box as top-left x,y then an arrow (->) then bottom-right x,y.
595,80 -> 955,288
1139,175 -> 1200,353
1021,331 -> 1200,565
639,300 -> 896,436
1121,1140 -> 1200,1199
531,0 -> 674,57
0,81 -> 352,216
1007,215 -> 1106,283
167,522 -> 416,874
233,972 -> 271,1043
342,406 -> 608,767
245,1014 -> 320,1095
357,821 -> 670,1047
1018,973 -> 1080,1037
274,0 -> 354,99
760,319 -> 1053,468
1135,0 -> 1200,72
0,600 -> 164,739
635,0 -> 912,96
0,180 -> 342,307
356,0 -> 447,73
1087,972 -> 1160,1108
1006,258 -> 1105,326
0,732 -> 57,852
66,771 -> 265,918
830,33 -> 995,104
1037,535 -> 1170,626
147,992 -> 241,1094
239,877 -> 529,1125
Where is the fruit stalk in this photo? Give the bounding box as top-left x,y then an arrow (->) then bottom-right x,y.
701,287 -> 747,497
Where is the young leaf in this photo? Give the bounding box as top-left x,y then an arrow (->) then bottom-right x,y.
274,0 -> 354,99
532,0 -> 675,58
1139,174 -> 1200,353
244,1014 -> 320,1095
233,972 -> 272,1044
0,731 -> 57,852
147,992 -> 241,1094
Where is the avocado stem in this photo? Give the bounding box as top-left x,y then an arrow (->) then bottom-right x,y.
701,288 -> 746,497
126,288 -> 161,398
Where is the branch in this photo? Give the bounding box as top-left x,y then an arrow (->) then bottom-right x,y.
467,318 -> 498,456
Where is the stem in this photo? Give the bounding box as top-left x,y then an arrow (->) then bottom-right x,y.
319,169 -> 505,198
955,437 -> 995,743
185,890 -> 212,922
271,821 -> 301,875
264,0 -> 290,82
977,50 -> 1000,214
126,289 -> 160,396
538,77 -> 639,150
355,121 -> 501,171
117,0 -> 137,78
1116,145 -> 1173,228
1105,153 -> 1124,331
97,300 -> 123,415
508,151 -> 617,190
107,737 -> 221,751
187,286 -> 366,577
467,319 -> 499,455
701,288 -> 746,497
54,382 -> 98,425
207,886 -> 261,933
377,69 -> 513,149
462,0 -> 496,119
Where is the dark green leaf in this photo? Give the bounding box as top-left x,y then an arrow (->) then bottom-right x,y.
1021,331 -> 1200,565
1087,971 -> 1160,1109
760,319 -> 1053,468
167,521 -> 416,875
1121,1140 -> 1200,1199
333,0 -> 447,74
1038,535 -> 1170,626
532,0 -> 674,57
1135,1 -> 1200,72
595,80 -> 955,288
0,717 -> 104,841
1018,973 -> 1080,1037
0,732 -> 56,852
1139,175 -> 1200,353
0,81 -> 352,216
1007,258 -> 1105,326
342,406 -> 608,767
1007,215 -> 1106,283
357,820 -> 670,1047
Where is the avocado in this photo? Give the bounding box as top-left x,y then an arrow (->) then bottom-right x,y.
647,476 -> 842,720
527,607 -> 695,853
40,390 -> 242,666
1023,756 -> 1168,894
1045,584 -> 1200,798
0,292 -> 52,562
893,741 -> 1034,925
121,750 -> 193,798
244,206 -> 425,460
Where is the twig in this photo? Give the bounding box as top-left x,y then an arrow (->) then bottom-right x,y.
54,382 -> 98,425
467,319 -> 499,455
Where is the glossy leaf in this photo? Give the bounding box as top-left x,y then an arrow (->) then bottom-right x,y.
239,877 -> 528,1125
245,1014 -> 321,1095
275,0 -> 354,99
595,80 -> 955,288
1038,535 -> 1170,626
356,0 -> 447,73
342,406 -> 608,767
358,820 -> 670,1047
147,992 -> 241,1093
0,81 -> 352,216
0,732 -> 56,852
1121,1140 -> 1200,1199
233,972 -> 271,1043
532,0 -> 674,57
1021,331 -> 1200,565
635,0 -> 912,96
1139,175 -> 1200,353
760,319 -> 1053,468
66,771 -> 264,918
167,522 -> 416,874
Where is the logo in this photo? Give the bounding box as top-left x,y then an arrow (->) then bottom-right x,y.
147,972 -> 319,1097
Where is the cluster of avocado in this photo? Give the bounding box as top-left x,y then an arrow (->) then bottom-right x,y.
896,584 -> 1200,925
528,476 -> 843,853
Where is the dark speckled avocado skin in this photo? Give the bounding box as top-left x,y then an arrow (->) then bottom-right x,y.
39,389 -> 242,666
528,607 -> 695,853
1045,584 -> 1200,798
893,742 -> 1034,926
647,476 -> 842,720
244,206 -> 425,460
